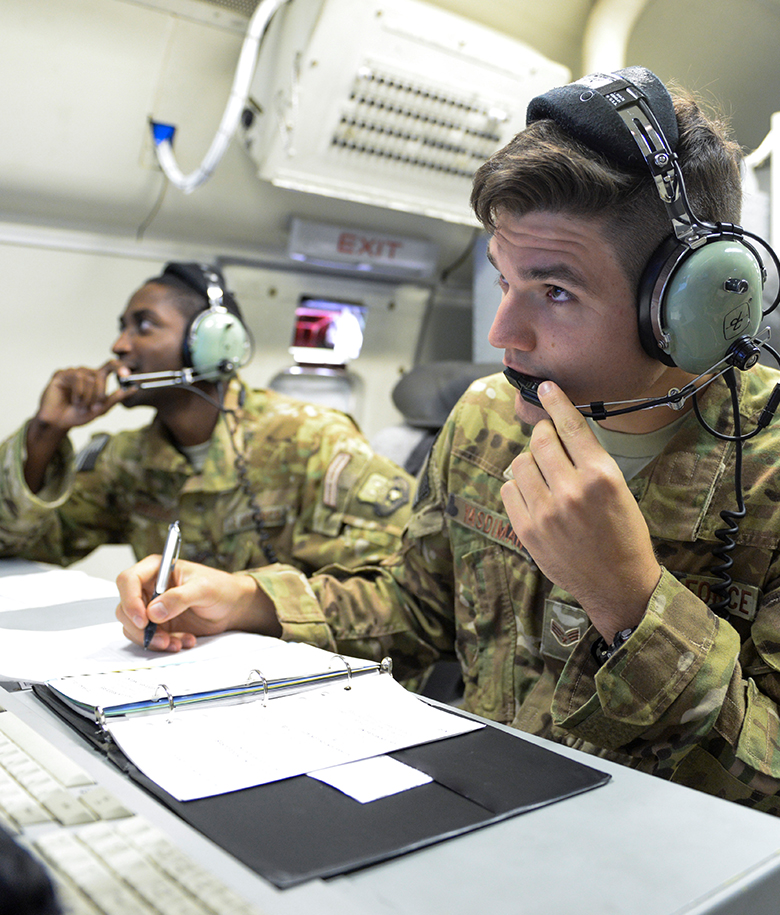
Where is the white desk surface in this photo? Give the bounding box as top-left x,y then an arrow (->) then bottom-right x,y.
3,559 -> 780,915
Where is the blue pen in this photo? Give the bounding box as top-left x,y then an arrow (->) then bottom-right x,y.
144,521 -> 181,649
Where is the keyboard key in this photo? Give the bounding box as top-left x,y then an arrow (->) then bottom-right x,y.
0,708 -> 269,915
79,786 -> 133,821
0,710 -> 95,787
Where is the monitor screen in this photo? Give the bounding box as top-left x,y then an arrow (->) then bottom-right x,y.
289,296 -> 367,366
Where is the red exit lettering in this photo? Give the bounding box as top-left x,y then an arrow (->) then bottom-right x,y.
337,232 -> 403,260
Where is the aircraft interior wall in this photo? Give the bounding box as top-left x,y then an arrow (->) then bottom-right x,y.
0,234 -> 475,580
7,0 -> 780,584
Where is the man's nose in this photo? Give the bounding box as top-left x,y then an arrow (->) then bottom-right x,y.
112,329 -> 131,355
487,293 -> 536,353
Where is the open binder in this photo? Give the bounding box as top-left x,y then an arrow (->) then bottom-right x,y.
43,645 -> 389,724
31,636 -> 611,888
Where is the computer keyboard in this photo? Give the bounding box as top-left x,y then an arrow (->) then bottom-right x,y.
0,705 -> 267,915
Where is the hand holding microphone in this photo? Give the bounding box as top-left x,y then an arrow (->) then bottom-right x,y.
35,359 -> 134,433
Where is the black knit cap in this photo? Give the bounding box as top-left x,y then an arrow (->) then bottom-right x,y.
526,66 -> 679,171
147,262 -> 243,320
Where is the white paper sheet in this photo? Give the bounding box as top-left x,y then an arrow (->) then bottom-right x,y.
0,622 -> 327,684
106,675 -> 482,801
45,638 -> 378,713
0,570 -> 118,612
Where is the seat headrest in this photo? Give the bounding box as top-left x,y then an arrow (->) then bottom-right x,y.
392,361 -> 505,428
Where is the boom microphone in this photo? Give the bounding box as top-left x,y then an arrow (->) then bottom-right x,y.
504,331 -> 767,420
118,361 -> 237,390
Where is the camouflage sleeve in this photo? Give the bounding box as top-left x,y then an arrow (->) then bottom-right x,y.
248,419 -> 461,681
552,567 -> 780,810
0,423 -> 121,565
0,423 -> 76,559
286,415 -> 416,572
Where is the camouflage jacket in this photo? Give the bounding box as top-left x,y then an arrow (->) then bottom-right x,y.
0,378 -> 413,574
251,366 -> 780,812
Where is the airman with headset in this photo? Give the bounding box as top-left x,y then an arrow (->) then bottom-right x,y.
0,262 -> 414,578
116,68 -> 780,813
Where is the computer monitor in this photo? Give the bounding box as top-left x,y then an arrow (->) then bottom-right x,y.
289,296 -> 367,366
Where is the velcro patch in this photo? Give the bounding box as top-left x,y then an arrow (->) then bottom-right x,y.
541,600 -> 590,661
75,433 -> 110,472
675,572 -> 761,621
446,493 -> 525,555
357,474 -> 411,517
323,452 -> 352,508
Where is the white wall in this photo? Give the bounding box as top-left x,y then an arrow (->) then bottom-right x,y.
0,234 -> 448,580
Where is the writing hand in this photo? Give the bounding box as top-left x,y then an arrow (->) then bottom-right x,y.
500,381 -> 661,643
115,557 -> 281,652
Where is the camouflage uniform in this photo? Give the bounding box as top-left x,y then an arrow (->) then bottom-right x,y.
251,367 -> 780,812
0,378 -> 413,574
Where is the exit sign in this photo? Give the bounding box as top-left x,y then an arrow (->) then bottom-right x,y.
288,218 -> 438,278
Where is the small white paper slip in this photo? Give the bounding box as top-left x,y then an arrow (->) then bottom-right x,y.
309,756 -> 432,804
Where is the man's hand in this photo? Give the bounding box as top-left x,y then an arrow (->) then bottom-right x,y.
501,381 -> 661,643
24,360 -> 135,492
34,360 -> 131,432
115,557 -> 282,652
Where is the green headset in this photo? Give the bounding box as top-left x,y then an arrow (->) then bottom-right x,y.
121,262 -> 252,390
170,262 -> 252,382
526,67 -> 773,377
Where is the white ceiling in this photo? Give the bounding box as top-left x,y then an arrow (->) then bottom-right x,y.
1,0 -> 779,275
428,0 -> 780,152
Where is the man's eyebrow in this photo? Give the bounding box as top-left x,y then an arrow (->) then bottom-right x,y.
523,264 -> 592,293
484,246 -> 592,294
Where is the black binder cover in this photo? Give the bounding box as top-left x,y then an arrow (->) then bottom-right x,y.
32,683 -> 609,889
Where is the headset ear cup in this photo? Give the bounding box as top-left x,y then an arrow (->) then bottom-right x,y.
638,235 -> 681,368
186,309 -> 251,379
182,313 -> 197,368
638,234 -> 764,374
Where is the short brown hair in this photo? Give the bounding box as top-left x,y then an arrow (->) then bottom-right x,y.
470,90 -> 743,293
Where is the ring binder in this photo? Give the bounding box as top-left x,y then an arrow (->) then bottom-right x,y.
47,645 -> 390,725
154,683 -> 175,712
26,630 -> 611,889
328,654 -> 353,689
247,669 -> 269,706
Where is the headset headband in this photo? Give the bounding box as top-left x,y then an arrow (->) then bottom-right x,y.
150,262 -> 243,320
527,68 -> 707,245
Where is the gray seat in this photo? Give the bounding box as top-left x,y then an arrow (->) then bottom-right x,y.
372,361 -> 505,475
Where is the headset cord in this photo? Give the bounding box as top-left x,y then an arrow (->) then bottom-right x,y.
221,400 -> 280,566
174,380 -> 280,565
695,368 -> 745,618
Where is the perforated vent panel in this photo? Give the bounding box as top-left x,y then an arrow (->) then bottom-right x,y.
241,0 -> 569,224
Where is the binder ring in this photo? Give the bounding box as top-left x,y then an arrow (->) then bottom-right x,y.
380,657 -> 393,676
247,668 -> 269,706
329,654 -> 353,690
95,705 -> 107,732
154,683 -> 175,712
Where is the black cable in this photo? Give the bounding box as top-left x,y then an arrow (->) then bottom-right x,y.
136,174 -> 169,242
707,369 -> 745,617
219,389 -> 280,566
160,379 -> 280,565
692,343 -> 780,443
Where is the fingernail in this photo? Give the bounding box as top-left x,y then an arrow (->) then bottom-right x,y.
538,381 -> 553,397
148,599 -> 166,623
132,615 -> 145,628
